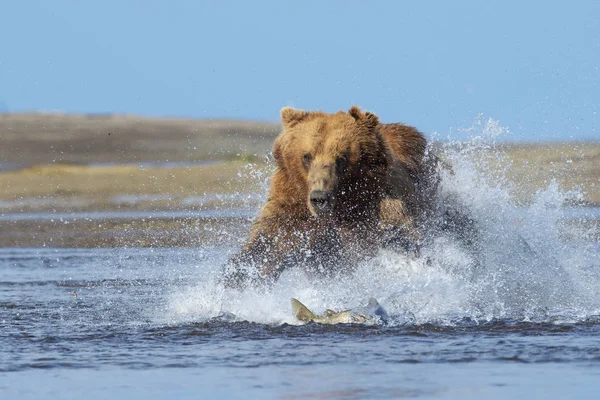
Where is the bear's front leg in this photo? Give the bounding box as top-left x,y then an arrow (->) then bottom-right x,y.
221,209 -> 312,288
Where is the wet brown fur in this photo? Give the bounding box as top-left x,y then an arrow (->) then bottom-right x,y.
224,106 -> 433,286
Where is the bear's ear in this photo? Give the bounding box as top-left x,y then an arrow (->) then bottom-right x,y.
281,107 -> 308,129
348,106 -> 363,120
348,106 -> 379,129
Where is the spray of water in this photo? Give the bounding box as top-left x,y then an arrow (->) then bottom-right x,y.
164,117 -> 600,326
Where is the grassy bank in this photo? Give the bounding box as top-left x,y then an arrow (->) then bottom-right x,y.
0,140 -> 597,212
0,161 -> 272,212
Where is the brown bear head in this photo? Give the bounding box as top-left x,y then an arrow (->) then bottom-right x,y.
273,106 -> 390,219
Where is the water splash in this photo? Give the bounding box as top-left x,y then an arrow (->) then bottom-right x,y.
164,118 -> 600,326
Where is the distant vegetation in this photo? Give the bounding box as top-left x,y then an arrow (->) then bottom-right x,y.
0,113 -> 598,211
0,113 -> 280,167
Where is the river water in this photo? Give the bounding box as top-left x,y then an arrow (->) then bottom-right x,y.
1,242 -> 600,399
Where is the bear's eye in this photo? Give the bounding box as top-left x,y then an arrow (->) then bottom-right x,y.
302,153 -> 312,169
336,155 -> 348,172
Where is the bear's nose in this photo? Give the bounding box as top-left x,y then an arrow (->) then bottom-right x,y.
309,190 -> 333,212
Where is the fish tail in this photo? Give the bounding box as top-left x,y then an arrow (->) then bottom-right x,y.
291,298 -> 317,322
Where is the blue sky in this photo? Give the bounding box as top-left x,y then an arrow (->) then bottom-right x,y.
1,1 -> 598,141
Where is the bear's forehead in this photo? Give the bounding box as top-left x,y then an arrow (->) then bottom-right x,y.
292,117 -> 365,148
295,128 -> 358,155
302,115 -> 351,133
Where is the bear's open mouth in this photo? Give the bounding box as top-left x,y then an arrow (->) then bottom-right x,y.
309,190 -> 335,215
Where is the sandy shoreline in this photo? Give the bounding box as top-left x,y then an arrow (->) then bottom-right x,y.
0,216 -> 253,248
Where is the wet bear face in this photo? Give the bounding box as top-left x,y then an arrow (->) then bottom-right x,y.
274,106 -> 389,217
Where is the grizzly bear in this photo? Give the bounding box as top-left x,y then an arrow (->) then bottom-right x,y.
223,106 -> 439,287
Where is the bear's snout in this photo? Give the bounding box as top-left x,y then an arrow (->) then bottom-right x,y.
309,190 -> 334,215
307,161 -> 338,216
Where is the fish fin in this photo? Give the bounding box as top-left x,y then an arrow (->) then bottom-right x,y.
291,298 -> 317,322
367,298 -> 380,307
367,298 -> 389,322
